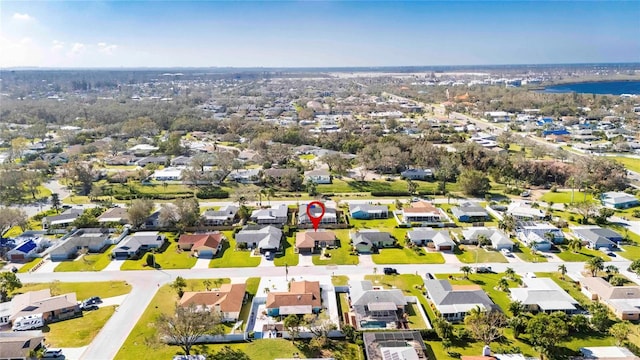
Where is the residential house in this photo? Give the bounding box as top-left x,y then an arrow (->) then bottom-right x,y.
49,228 -> 112,261
351,230 -> 395,253
484,111 -> 512,122
601,192 -> 639,209
400,168 -> 433,180
266,280 -> 321,317
295,230 -> 339,254
170,156 -> 193,166
451,202 -> 490,223
349,280 -> 408,330
506,202 -> 545,220
0,332 -> 45,360
304,169 -> 332,184
128,144 -> 159,155
580,346 -> 639,360
510,278 -> 579,314
519,232 -> 553,251
151,167 -> 183,181
403,201 -> 443,224
516,222 -> 564,243
9,289 -> 81,323
202,205 -> 238,226
250,204 -> 288,226
178,233 -> 224,258
298,203 -> 337,225
112,232 -> 165,259
104,154 -> 136,166
235,225 -> 282,253
97,207 -> 128,225
461,227 -> 514,250
6,240 -> 38,263
581,277 -> 640,321
406,228 -> 455,251
349,204 -> 389,220
135,155 -> 168,167
179,283 -> 247,322
229,169 -> 261,184
263,168 -> 299,184
424,279 -> 497,322
363,331 -> 428,360
572,226 -> 622,249
42,208 -> 84,229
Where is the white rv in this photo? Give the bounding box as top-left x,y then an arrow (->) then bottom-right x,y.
12,314 -> 44,331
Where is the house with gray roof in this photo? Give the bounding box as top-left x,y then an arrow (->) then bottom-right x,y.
351,230 -> 395,253
424,279 -> 497,322
235,225 -> 282,253
406,228 -> 455,251
304,169 -> 332,184
510,277 -> 579,314
298,203 -> 337,225
601,191 -> 639,209
229,169 -> 261,184
42,208 -> 84,229
349,203 -> 389,220
572,226 -> 622,250
451,202 -> 490,223
400,168 -> 433,180
461,227 -> 514,250
0,331 -> 46,360
349,280 -> 408,330
250,204 -> 288,226
97,207 -> 129,224
113,231 -> 165,259
203,205 -> 238,226
49,228 -> 113,261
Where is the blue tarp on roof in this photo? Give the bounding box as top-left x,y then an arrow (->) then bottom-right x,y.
542,129 -> 571,136
14,239 -> 37,254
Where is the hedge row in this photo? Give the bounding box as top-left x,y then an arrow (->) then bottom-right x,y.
370,191 -> 410,197
195,188 -> 230,199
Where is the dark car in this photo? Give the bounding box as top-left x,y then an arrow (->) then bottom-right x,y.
383,267 -> 398,275
81,304 -> 99,311
425,273 -> 435,280
83,296 -> 102,305
474,266 -> 494,274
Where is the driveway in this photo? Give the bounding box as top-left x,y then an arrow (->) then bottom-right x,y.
439,251 -> 461,265
102,259 -> 124,271
192,256 -> 211,269
299,254 -> 314,267
358,254 -> 375,267
33,257 -> 58,273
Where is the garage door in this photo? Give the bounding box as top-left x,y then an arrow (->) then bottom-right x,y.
10,254 -> 25,262
439,246 -> 452,251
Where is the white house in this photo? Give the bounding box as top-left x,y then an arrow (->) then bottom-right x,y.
304,169 -> 332,184
151,167 -> 184,181
250,204 -> 288,225
601,192 -> 639,209
507,202 -> 545,220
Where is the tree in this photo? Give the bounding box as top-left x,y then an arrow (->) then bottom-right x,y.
464,307 -> 507,345
203,279 -> 212,291
509,300 -> 525,317
460,266 -> 472,279
605,265 -> 619,276
174,198 -> 202,231
526,312 -> 569,359
237,205 -> 250,222
50,193 -> 61,213
433,316 -> 454,341
127,199 -> 154,229
609,275 -> 626,286
146,253 -> 156,268
572,200 -> 598,224
567,238 -> 583,253
155,304 -> 224,356
406,179 -> 417,195
171,276 -> 188,297
283,314 -> 302,342
609,321 -> 631,346
504,267 -> 516,281
628,259 -> 640,276
0,207 -> 28,234
509,315 -> 528,339
458,169 -> 491,196
585,256 -> 604,277
304,313 -> 338,350
210,346 -> 251,360
595,208 -> 615,225
496,277 -> 510,293
498,215 -> 516,235
0,271 -> 22,301
558,264 -> 567,280
589,302 -> 611,332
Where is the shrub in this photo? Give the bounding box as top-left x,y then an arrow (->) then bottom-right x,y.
196,187 -> 230,199
371,191 -> 410,197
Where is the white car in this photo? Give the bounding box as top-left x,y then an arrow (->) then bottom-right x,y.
43,348 -> 63,358
501,249 -> 512,257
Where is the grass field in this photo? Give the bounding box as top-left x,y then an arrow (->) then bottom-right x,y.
332,275 -> 350,286
316,178 -> 452,194
512,242 -> 548,263
237,277 -> 260,331
312,230 -> 359,265
373,247 -> 446,264
611,156 -> 640,173
121,242 -> 196,270
556,247 -> 611,262
620,243 -> 640,261
209,231 -> 261,268
456,246 -> 508,263
15,281 -> 132,300
54,246 -> 115,272
274,234 -> 299,266
45,306 -> 116,347
541,190 -> 594,204
17,258 -> 43,273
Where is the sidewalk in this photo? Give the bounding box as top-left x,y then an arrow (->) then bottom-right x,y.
33,257 -> 58,273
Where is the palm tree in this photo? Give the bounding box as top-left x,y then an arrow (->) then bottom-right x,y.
496,277 -> 510,293
568,238 -> 582,253
505,267 -> 516,281
585,256 -> 604,277
558,264 -> 567,280
605,265 -> 619,275
460,266 -> 472,279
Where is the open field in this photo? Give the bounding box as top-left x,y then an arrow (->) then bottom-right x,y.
541,190 -> 595,204
456,246 -> 508,263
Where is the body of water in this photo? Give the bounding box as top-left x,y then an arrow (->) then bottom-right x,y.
542,80 -> 640,95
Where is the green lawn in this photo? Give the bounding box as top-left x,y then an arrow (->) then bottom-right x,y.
456,245 -> 508,263
542,190 -> 594,204
611,156 -> 640,173
512,242 -> 548,263
3,225 -> 24,238
556,247 -> 611,262
54,246 -> 115,272
332,275 -> 350,286
116,279 -> 338,360
45,306 -> 116,347
620,243 -> 640,261
121,241 -> 196,270
312,230 -> 359,265
237,277 -> 260,331
373,247 -> 445,264
316,178 -> 449,194
406,303 -> 428,329
274,234 -> 300,266
209,231 -> 261,268
17,258 -> 43,273
15,281 -> 132,299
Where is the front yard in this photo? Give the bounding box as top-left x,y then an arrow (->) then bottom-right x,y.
556,246 -> 611,262
209,231 -> 261,268
312,230 -> 359,265
17,258 -> 43,273
54,246 -> 115,272
14,281 -> 132,300
512,243 -> 548,263
274,234 -> 299,266
45,306 -> 116,347
121,242 -> 197,270
456,245 -> 508,263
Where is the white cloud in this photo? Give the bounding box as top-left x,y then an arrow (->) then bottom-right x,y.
97,42 -> 118,55
20,37 -> 32,45
13,13 -> 34,21
69,42 -> 85,55
52,40 -> 65,51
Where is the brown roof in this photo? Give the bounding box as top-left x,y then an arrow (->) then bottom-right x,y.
10,291 -> 78,320
179,233 -> 224,250
295,231 -> 337,249
403,201 -> 439,214
97,207 -> 128,221
179,283 -> 246,313
582,277 -> 640,300
0,333 -> 45,359
266,280 -> 321,309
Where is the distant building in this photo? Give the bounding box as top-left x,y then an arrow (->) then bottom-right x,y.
42,208 -> 84,229
298,203 -> 337,225
402,201 -> 443,223
400,168 -> 433,180
451,202 -> 490,223
202,205 -> 238,226
349,204 -> 388,220
235,225 -> 282,253
179,283 -> 247,322
304,169 -> 332,184
601,192 -> 639,209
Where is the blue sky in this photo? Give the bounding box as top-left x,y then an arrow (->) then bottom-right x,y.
1,1 -> 638,68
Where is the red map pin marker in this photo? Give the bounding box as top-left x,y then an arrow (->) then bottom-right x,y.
306,201 -> 326,232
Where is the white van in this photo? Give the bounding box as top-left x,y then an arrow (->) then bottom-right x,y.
12,314 -> 44,331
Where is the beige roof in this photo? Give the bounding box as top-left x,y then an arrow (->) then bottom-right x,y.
97,207 -> 128,222
266,281 -> 321,309
179,283 -> 246,313
295,231 -> 337,249
10,289 -> 51,317
403,201 -> 440,214
11,291 -> 78,320
582,277 -> 640,300
0,332 -> 44,359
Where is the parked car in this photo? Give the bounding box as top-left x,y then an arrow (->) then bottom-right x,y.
81,304 -> 99,311
43,348 -> 63,358
501,249 -> 512,257
425,272 -> 435,280
520,191 -> 530,197
383,267 -> 398,275
474,266 -> 494,274
82,296 -> 102,306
